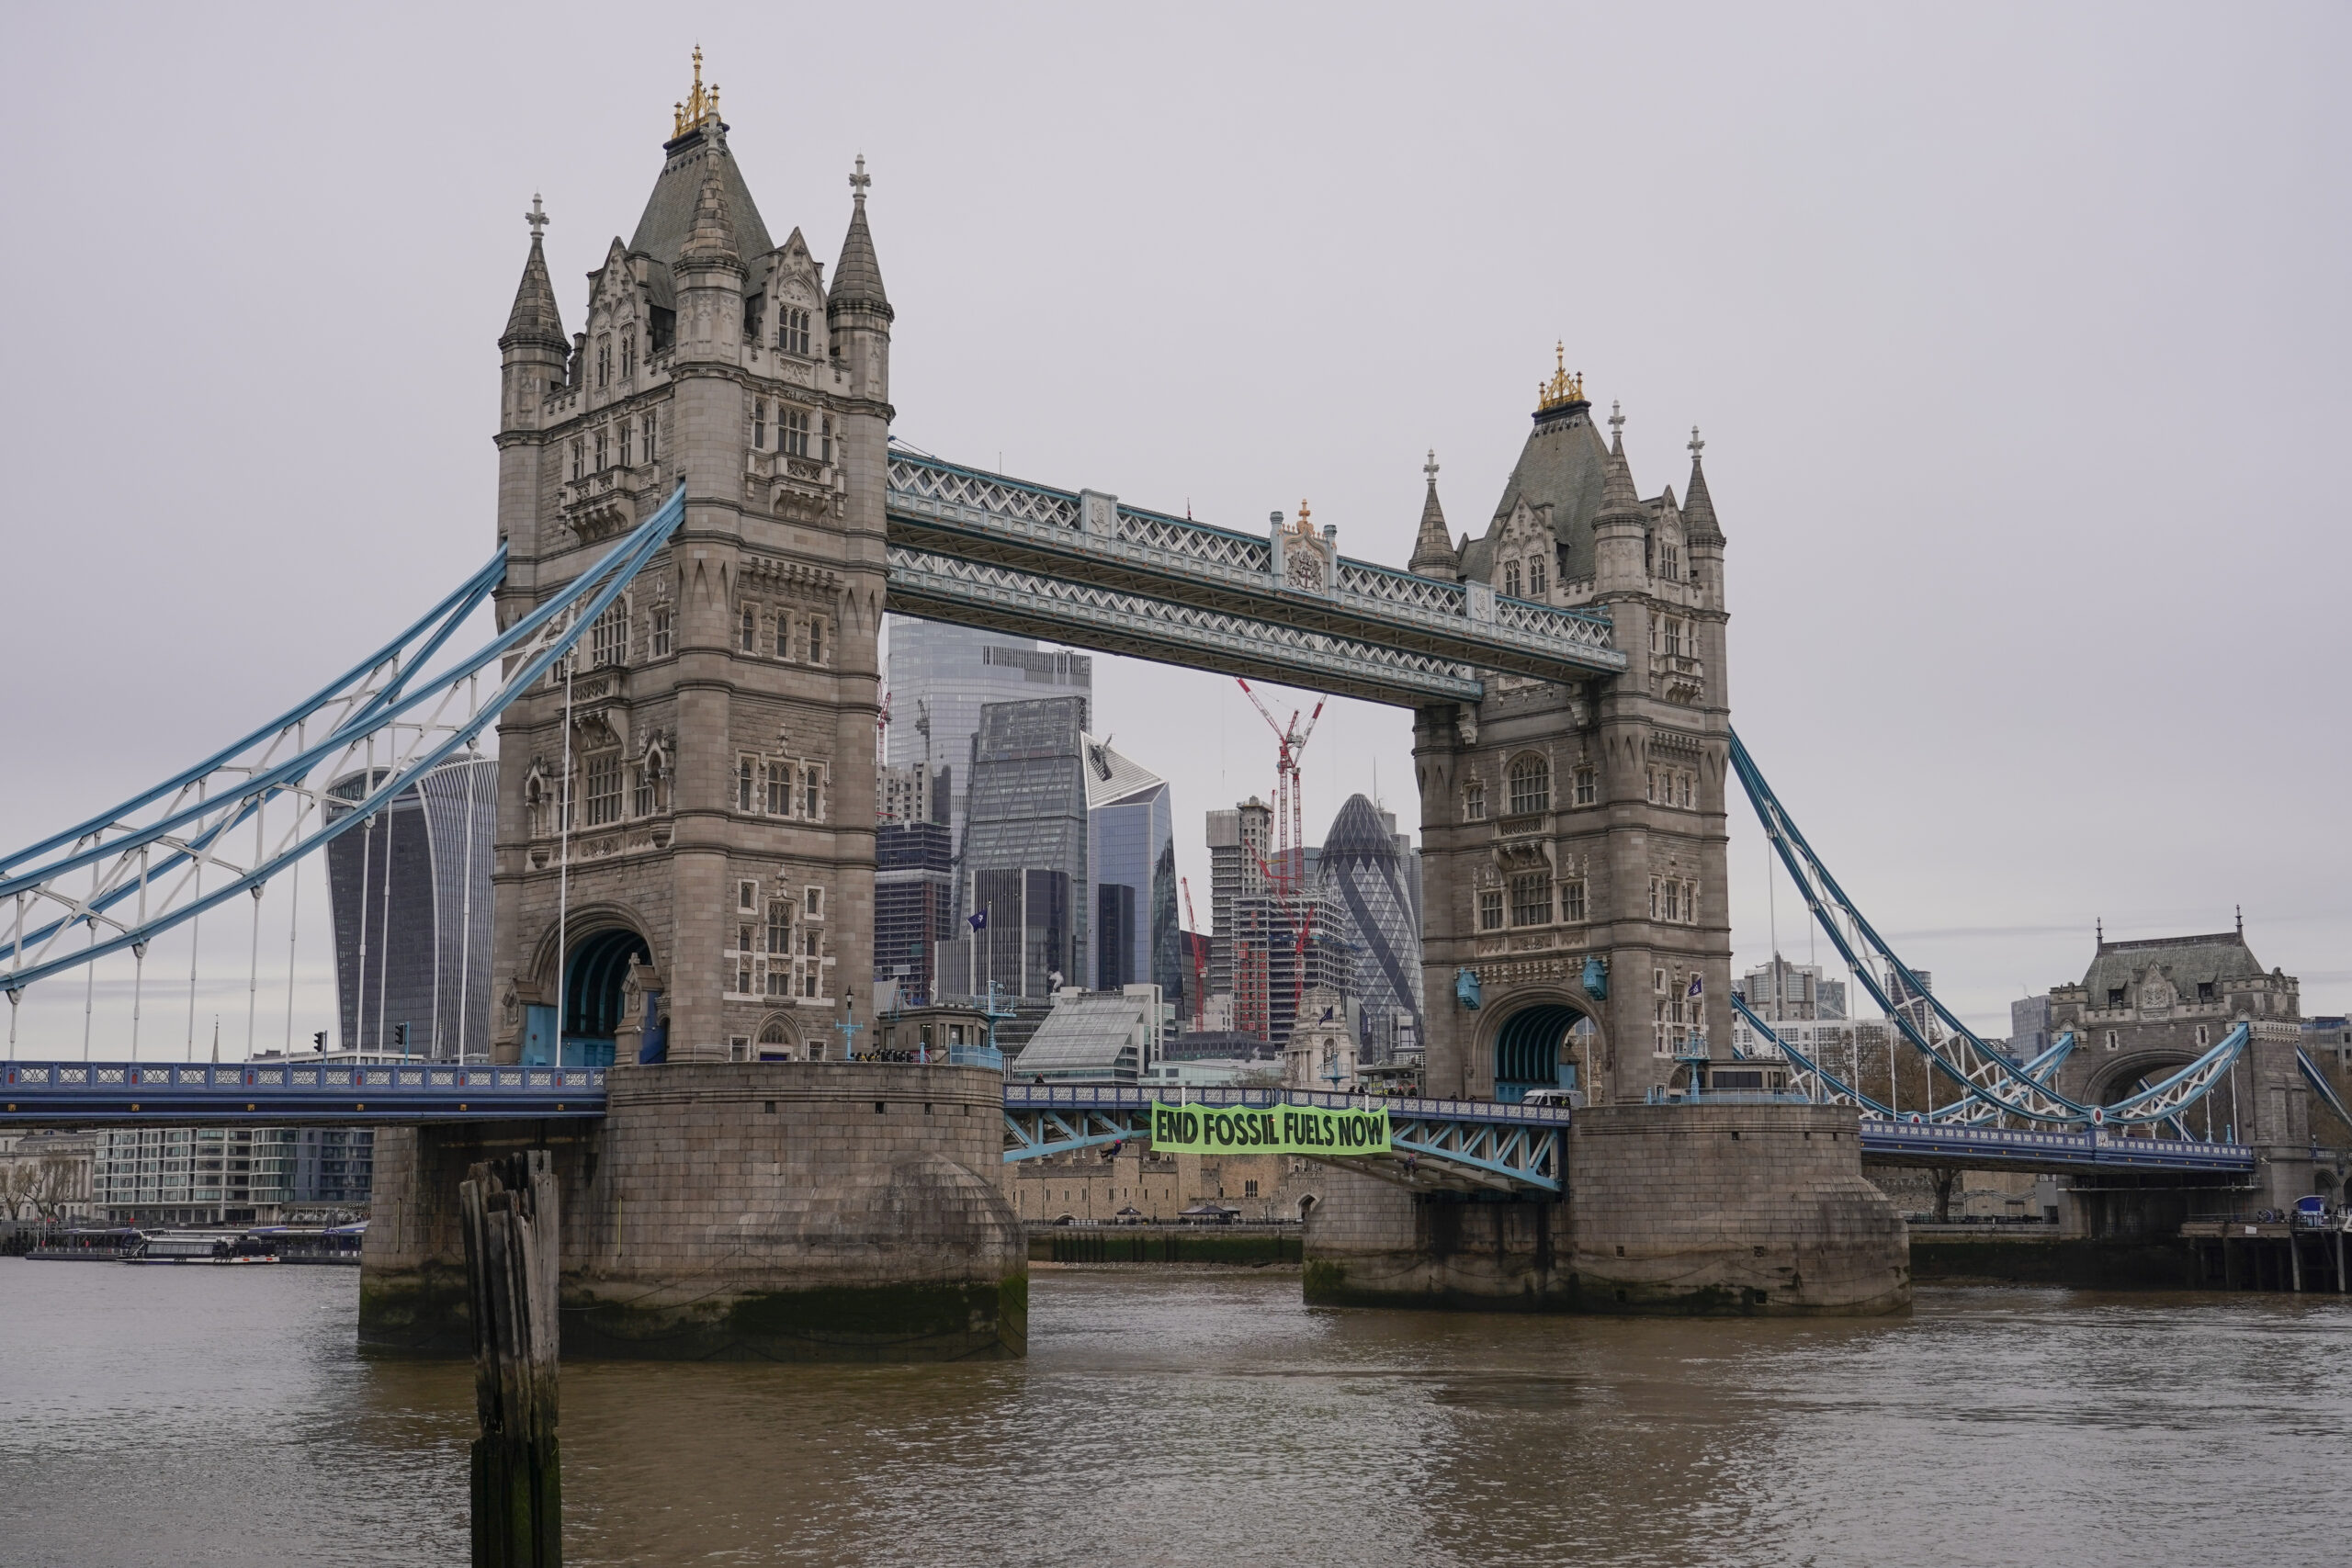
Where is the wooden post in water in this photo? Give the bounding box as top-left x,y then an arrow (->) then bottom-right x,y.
460,1149 -> 562,1568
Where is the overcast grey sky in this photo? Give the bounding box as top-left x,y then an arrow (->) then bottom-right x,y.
3,2 -> 2346,1052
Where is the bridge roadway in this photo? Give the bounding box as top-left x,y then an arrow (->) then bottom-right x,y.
1,1063 -> 2256,1185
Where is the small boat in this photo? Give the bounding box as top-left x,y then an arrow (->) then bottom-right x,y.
121,1231 -> 280,1266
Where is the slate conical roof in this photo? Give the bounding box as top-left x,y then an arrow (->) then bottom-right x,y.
628,126 -> 774,266
830,187 -> 891,316
677,162 -> 742,268
1408,452 -> 1457,577
1682,441 -> 1724,545
501,234 -> 567,351
1596,415 -> 1645,522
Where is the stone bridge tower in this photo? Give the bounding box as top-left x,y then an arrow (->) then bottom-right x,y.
1413,359 -> 1732,1103
486,65 -> 889,1066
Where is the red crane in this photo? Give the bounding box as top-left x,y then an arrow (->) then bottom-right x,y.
1236,680 -> 1329,1041
1179,876 -> 1209,1030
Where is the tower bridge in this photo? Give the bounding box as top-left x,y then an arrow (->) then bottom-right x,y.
6,66 -> 2340,1355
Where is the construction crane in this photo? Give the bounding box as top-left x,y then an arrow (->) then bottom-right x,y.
1236,679 -> 1329,1043
1179,876 -> 1209,1030
1235,680 -> 1327,892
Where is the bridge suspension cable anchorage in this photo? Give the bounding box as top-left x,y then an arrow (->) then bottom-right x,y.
1727,728 -> 2250,1134
0,483 -> 688,1051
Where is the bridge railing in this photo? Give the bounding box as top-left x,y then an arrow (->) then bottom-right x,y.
1857,1116 -> 2254,1171
2,1060 -> 606,1121
1002,1083 -> 1574,1128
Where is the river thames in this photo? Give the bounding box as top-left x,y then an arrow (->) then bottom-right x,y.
3,1263 -> 2346,1567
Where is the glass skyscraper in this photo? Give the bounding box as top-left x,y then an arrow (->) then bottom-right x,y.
324,754 -> 497,1059
1317,794 -> 1425,1059
883,616 -> 1091,859
1082,734 -> 1176,998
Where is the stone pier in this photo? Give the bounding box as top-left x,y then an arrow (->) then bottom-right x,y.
1303,1102 -> 1909,1314
360,1062 -> 1026,1360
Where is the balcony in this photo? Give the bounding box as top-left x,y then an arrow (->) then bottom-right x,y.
748,448 -> 838,522
1657,652 -> 1705,704
560,465 -> 658,544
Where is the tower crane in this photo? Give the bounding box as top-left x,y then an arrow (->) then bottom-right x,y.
1235,680 -> 1327,892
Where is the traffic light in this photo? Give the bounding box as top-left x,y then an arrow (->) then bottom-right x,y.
394,1022 -> 410,1047
312,1031 -> 327,1052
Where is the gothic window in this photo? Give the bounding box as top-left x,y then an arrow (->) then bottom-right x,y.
732,924 -> 755,996
1649,877 -> 1660,919
804,886 -> 825,920
780,306 -> 812,356
807,617 -> 826,665
1677,772 -> 1693,809
2196,1023 -> 2211,1046
620,331 -> 636,379
582,752 -> 621,827
737,756 -> 757,813
752,400 -> 767,449
742,293 -> 764,344
594,426 -> 608,470
820,416 -> 833,465
1529,558 -> 1548,597
765,758 -> 789,816
759,1021 -> 789,1051
630,761 -> 655,818
1661,545 -> 1681,581
1561,879 -> 1588,922
800,763 -> 824,820
783,408 -> 812,458
642,412 -> 658,461
2105,1030 -> 2119,1051
1464,780 -> 1487,822
619,419 -> 632,468
570,440 -> 582,481
1663,618 -> 1686,658
738,879 -> 759,912
649,605 -> 673,659
1503,560 -> 1521,597
1506,754 -> 1550,816
767,899 -> 792,959
1509,873 -> 1552,927
1478,889 -> 1503,931
596,337 -> 611,389
773,612 -> 793,660
740,604 -> 759,652
589,604 -> 627,668
1573,766 -> 1597,807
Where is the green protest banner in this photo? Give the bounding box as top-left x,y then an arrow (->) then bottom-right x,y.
1148,1101 -> 1390,1156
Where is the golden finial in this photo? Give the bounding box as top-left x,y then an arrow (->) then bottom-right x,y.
1295,499 -> 1315,535
673,45 -> 720,138
1537,341 -> 1587,412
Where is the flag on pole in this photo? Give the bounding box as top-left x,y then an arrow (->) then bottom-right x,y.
968,910 -> 988,932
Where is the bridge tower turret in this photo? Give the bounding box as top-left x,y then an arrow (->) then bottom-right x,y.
1414,358 -> 1734,1105
482,68 -> 886,1067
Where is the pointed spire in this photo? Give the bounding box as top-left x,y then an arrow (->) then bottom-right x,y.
1408,448 -> 1457,577
829,153 -> 891,315
1597,401 -> 1644,520
501,195 -> 567,352
1682,424 -> 1724,545
678,162 -> 741,267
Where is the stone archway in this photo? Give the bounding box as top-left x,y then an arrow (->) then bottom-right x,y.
564,926 -> 652,1066
1486,998 -> 1597,1102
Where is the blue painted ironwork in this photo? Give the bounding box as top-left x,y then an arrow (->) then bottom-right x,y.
1729,729 -> 2250,1129
884,452 -> 1626,704
2,484 -> 687,996
1,1059 -> 605,1124
2301,1047 -> 2352,1135
1857,1118 -> 2255,1175
1000,1083 -> 1566,1192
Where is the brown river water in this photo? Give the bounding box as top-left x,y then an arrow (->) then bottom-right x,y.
2,1261 -> 2346,1567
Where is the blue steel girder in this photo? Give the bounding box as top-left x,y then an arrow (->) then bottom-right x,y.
887,547 -> 1482,707
884,454 -> 1626,703
998,1085 -> 1566,1193
0,1060 -> 606,1127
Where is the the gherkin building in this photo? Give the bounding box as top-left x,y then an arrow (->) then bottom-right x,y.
1316,795 -> 1424,1059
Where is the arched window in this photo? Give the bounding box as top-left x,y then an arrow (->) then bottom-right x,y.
1507,754 -> 1551,815
1529,558 -> 1548,596
1503,560 -> 1522,597
758,1020 -> 789,1056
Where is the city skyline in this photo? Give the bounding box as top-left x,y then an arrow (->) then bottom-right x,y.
4,7 -> 2346,1052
